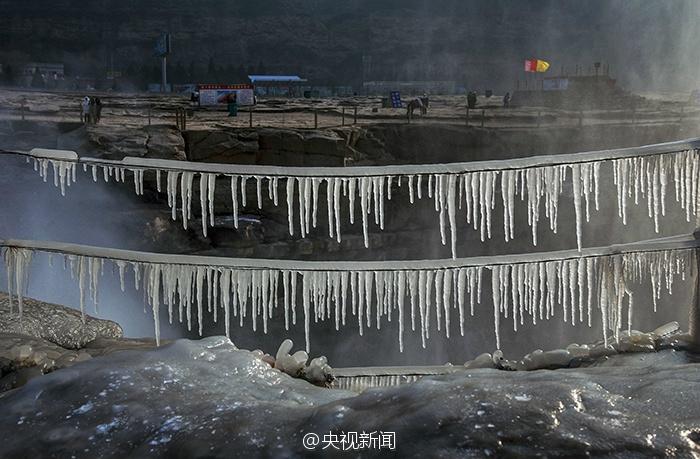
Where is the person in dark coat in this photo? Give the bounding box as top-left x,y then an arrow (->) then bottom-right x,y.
88,98 -> 97,124
467,91 -> 477,109
95,97 -> 103,123
227,92 -> 238,117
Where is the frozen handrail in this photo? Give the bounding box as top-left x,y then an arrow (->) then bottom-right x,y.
1,234 -> 698,272
330,365 -> 462,392
1,137 -> 699,176
2,142 -> 699,258
2,235 -> 697,351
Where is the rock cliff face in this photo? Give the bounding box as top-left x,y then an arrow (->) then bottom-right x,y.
2,1 -> 699,91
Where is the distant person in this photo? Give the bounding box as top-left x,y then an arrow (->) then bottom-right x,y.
503,92 -> 511,108
88,98 -> 97,124
80,96 -> 90,124
467,91 -> 477,109
95,97 -> 103,123
406,95 -> 429,120
227,92 -> 238,117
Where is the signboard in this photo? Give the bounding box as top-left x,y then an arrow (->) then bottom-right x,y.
543,78 -> 569,91
197,84 -> 255,106
154,33 -> 171,57
390,91 -> 402,108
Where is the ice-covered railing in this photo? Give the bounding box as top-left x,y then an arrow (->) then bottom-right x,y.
2,235 -> 697,351
331,365 -> 460,392
2,139 -> 699,258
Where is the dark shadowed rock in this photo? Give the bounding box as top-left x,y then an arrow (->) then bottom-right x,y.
0,333 -> 93,391
0,293 -> 123,349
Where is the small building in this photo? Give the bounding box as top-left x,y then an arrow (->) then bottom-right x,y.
511,75 -> 634,109
248,75 -> 307,97
19,62 -> 65,87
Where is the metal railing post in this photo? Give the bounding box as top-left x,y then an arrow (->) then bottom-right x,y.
691,230 -> 700,347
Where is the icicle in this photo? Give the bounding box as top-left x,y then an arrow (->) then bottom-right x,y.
457,268 -> 466,335
3,248 -> 33,318
360,177 -> 370,248
572,164 -> 583,251
240,176 -> 248,208
396,271 -> 406,352
231,176 -> 239,229
272,177 -> 279,206
180,171 -> 194,230
199,173 -> 209,237
446,175 -> 458,259
256,176 -> 263,209
208,173 -> 216,228
311,178 -> 320,228
333,178 -> 342,243
326,178 -> 335,240
286,178 -> 295,235
437,175 -> 447,246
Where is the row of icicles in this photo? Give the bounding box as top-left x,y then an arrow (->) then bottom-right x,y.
2,246 -> 693,351
29,149 -> 700,258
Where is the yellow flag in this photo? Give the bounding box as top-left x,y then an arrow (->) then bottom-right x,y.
536,60 -> 550,72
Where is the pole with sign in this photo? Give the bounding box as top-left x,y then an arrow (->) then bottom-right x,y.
154,33 -> 171,92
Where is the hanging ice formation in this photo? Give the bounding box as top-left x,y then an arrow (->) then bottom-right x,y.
21,146 -> 700,258
2,238 -> 694,351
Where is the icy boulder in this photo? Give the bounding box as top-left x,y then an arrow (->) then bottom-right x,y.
0,336 -> 352,458
0,293 -> 123,349
1,338 -> 700,457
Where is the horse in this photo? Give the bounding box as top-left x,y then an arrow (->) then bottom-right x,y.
406,96 -> 429,120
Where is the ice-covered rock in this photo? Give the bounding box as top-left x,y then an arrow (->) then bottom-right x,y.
617,332 -> 657,353
464,352 -> 494,369
1,339 -> 700,457
652,321 -> 680,337
0,333 -> 92,391
304,356 -> 333,386
0,336 -> 351,458
273,338 -> 333,385
0,292 -> 123,349
274,338 -> 308,377
491,349 -> 518,370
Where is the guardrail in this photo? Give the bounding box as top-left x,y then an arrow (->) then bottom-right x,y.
1,139 -> 698,259
2,102 -> 697,130
2,234 -> 698,352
